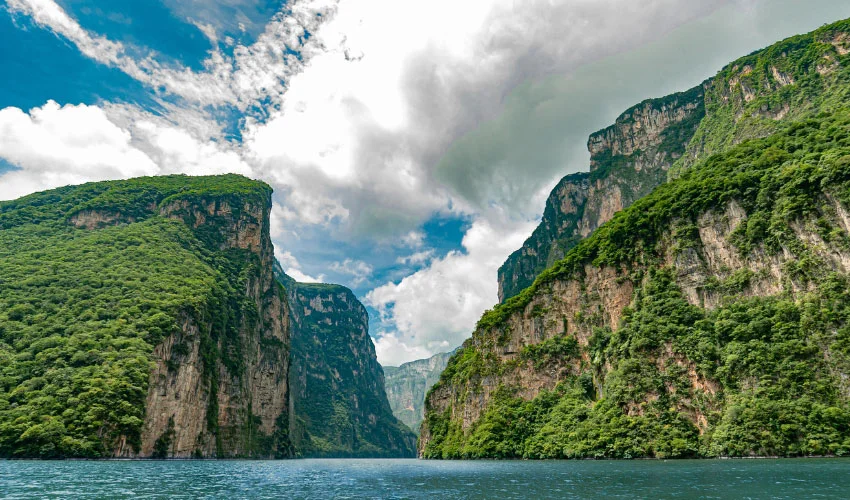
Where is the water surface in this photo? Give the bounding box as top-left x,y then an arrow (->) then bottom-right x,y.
2,458 -> 850,498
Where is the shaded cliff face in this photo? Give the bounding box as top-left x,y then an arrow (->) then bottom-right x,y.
421,22 -> 850,459
497,86 -> 705,302
0,175 -> 292,459
383,351 -> 454,434
276,269 -> 417,457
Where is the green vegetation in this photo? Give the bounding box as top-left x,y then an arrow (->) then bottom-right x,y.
480,110 -> 850,333
425,267 -> 850,458
519,335 -> 580,369
0,175 -> 282,458
671,18 -> 850,177
500,18 -> 850,306
278,270 -> 418,457
423,107 -> 850,458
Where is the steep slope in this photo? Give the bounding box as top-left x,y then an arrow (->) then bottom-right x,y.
0,175 -> 293,459
383,351 -> 454,434
276,269 -> 417,457
499,19 -> 850,303
421,21 -> 850,459
498,86 -> 705,302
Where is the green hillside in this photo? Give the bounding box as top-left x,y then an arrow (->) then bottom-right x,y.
0,175 -> 290,458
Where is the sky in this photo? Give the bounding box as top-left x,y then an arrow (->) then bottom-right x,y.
1,0 -> 849,366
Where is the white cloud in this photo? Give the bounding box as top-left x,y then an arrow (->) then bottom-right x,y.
374,333 -> 435,368
131,120 -> 253,176
366,216 -> 536,364
243,0 -> 726,235
396,250 -> 434,266
0,100 -> 260,200
329,258 -> 373,286
274,248 -> 325,283
401,231 -> 426,249
7,0 -> 339,109
0,101 -> 158,199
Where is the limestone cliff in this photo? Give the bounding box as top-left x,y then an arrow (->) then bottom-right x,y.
127,191 -> 292,458
497,85 -> 705,302
383,351 -> 454,434
275,268 -> 417,457
421,20 -> 850,459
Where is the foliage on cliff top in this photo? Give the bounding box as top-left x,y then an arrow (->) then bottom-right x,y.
671,17 -> 850,176
0,175 -> 272,458
0,174 -> 270,230
499,18 -> 850,305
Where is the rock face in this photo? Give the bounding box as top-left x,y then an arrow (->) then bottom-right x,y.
421,19 -> 850,459
497,85 -> 705,302
276,268 -> 417,457
383,351 -> 454,434
127,193 -> 292,458
499,19 -> 850,304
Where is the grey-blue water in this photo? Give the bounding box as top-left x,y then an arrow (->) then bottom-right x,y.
2,458 -> 849,499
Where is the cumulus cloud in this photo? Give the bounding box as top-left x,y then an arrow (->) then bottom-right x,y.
0,100 -> 258,200
0,101 -> 158,199
366,217 -> 536,365
400,231 -> 426,249
244,0 -> 726,236
329,258 -> 373,286
274,248 -> 325,283
396,250 -> 434,266
373,334 -> 434,368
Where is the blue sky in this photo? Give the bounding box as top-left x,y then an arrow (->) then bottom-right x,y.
2,0 -> 850,365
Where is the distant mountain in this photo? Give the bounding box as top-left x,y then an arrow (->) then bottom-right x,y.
275,268 -> 417,457
383,351 -> 454,434
422,18 -> 850,459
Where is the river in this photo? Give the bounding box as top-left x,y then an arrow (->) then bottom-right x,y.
2,458 -> 850,498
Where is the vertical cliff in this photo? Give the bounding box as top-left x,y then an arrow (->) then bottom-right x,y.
275,268 -> 417,457
497,85 -> 705,302
129,190 -> 292,458
383,351 -> 454,434
421,19 -> 850,460
0,175 -> 293,458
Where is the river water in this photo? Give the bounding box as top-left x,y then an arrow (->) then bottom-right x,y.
2,458 -> 849,498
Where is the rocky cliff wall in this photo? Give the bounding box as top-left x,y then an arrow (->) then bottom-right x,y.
120,192 -> 293,458
383,351 -> 454,434
421,105 -> 850,458
497,86 -> 705,302
276,270 -> 417,457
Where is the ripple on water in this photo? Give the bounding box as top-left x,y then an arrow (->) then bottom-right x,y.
1,458 -> 850,499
